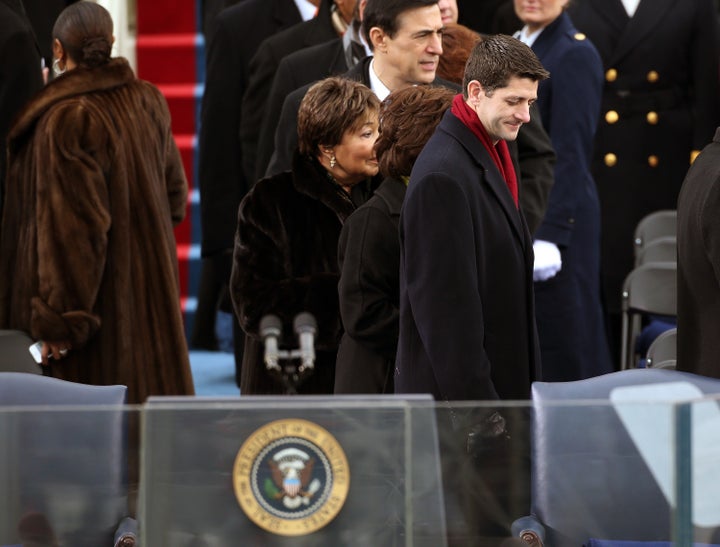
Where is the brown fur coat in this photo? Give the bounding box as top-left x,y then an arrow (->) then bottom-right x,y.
0,58 -> 194,403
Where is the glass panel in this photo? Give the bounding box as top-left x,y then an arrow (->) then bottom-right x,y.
0,406 -> 138,546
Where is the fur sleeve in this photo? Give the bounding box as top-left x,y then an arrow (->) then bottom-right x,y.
30,103 -> 110,347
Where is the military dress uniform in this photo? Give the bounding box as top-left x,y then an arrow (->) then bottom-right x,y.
568,0 -> 720,334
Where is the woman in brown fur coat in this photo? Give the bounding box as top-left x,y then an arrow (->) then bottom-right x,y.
0,2 -> 194,403
231,77 -> 381,395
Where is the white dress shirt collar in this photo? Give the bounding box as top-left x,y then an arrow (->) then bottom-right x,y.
515,25 -> 544,47
621,0 -> 641,17
294,0 -> 317,22
368,58 -> 392,101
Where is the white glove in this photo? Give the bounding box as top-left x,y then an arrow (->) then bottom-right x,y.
533,240 -> 562,282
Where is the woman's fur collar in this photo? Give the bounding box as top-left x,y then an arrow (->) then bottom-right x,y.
9,58 -> 135,141
291,151 -> 358,223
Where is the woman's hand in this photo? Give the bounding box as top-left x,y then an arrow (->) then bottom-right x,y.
41,341 -> 72,365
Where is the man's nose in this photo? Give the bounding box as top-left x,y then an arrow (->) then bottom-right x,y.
516,104 -> 531,123
429,32 -> 443,55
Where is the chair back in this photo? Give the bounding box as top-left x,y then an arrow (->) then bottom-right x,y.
635,236 -> 677,267
0,331 -> 42,374
620,262 -> 677,369
634,210 -> 677,256
530,369 -> 720,547
646,328 -> 677,369
0,373 -> 128,546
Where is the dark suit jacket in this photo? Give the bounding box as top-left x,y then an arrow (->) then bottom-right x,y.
255,36 -> 347,180
0,0 -> 42,204
198,0 -> 301,258
568,0 -> 720,313
335,177 -> 406,395
677,128 -> 720,378
240,0 -> 338,185
22,0 -> 76,68
267,56 -> 556,235
395,110 -> 541,401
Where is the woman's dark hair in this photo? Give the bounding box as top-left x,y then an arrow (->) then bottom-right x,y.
298,77 -> 381,156
53,1 -> 113,68
376,85 -> 455,178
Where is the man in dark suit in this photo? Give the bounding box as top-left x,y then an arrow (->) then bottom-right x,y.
252,3 -> 367,180
567,0 -> 720,357
677,128 -> 720,378
240,0 -> 351,184
195,0 -> 313,380
0,0 -> 43,207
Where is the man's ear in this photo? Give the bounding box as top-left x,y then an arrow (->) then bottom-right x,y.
466,80 -> 484,106
368,27 -> 387,53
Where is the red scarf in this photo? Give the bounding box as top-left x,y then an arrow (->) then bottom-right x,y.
451,93 -> 518,207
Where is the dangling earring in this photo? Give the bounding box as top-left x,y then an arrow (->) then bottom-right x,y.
52,58 -> 66,77
330,155 -> 336,169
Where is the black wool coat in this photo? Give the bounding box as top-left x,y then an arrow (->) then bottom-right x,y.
396,111 -> 541,402
230,153 -> 378,394
335,177 -> 406,394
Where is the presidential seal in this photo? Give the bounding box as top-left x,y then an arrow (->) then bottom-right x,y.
233,419 -> 350,536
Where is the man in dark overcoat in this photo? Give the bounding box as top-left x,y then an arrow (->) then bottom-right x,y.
677,128 -> 720,378
567,0 -> 720,355
395,34 -> 546,541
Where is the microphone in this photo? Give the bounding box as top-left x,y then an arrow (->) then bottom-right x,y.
293,312 -> 317,372
259,314 -> 282,371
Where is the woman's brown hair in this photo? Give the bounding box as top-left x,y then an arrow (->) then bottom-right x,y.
376,85 -> 455,179
436,23 -> 481,86
298,77 -> 381,156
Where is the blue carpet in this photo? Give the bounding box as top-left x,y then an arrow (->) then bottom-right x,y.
189,350 -> 240,396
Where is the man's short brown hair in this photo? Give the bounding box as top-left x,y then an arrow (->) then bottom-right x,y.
462,34 -> 549,98
298,77 -> 381,156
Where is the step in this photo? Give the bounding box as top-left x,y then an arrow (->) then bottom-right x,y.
137,1 -> 198,36
160,83 -> 203,136
135,33 -> 204,85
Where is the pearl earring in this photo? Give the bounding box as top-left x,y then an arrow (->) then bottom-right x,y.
330,155 -> 336,169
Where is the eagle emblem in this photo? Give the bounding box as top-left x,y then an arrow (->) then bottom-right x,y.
265,447 -> 321,509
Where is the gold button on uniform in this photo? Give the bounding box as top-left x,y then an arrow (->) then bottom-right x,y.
605,110 -> 619,124
605,153 -> 617,167
648,155 -> 659,168
646,111 -> 659,125
647,70 -> 659,83
574,33 -> 586,40
606,68 -> 617,82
